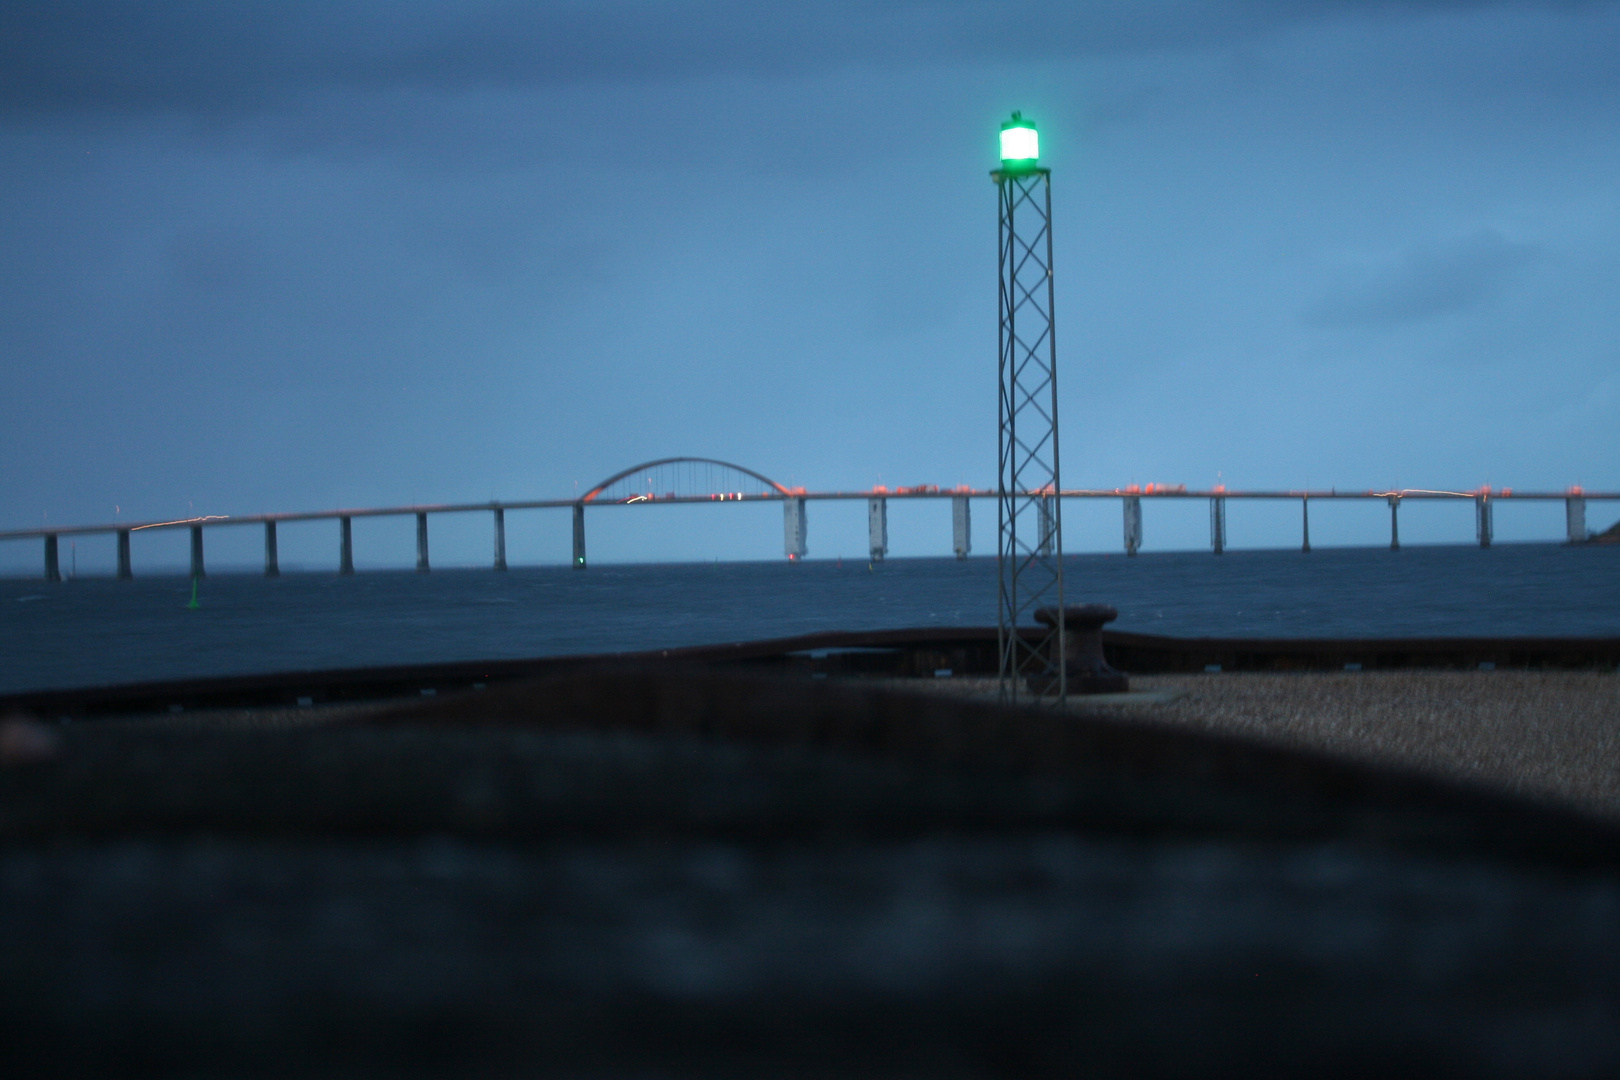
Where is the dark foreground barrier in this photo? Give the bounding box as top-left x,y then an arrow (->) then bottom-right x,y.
5,627 -> 1619,719
1,667 -> 1620,1076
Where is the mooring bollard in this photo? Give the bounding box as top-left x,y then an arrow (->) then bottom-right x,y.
1031,604 -> 1129,694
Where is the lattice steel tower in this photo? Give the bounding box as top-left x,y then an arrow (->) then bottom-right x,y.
994,112 -> 1066,702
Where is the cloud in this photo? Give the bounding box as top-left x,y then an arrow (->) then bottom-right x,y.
0,1 -> 1596,121
1306,228 -> 1542,327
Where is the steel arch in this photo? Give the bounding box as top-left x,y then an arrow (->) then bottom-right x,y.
580,457 -> 792,503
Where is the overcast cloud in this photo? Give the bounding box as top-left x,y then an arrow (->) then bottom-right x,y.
2,1 -> 1617,567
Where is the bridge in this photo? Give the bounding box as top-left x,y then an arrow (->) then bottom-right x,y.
2,457 -> 1615,580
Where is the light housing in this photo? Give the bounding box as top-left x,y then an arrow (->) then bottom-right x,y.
999,112 -> 1039,171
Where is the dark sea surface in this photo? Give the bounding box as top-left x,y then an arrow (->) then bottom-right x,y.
2,543 -> 1618,694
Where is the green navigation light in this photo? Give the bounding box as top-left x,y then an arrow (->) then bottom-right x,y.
999,112 -> 1039,171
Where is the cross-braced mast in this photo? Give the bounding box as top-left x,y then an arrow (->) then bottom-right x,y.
995,166 -> 1065,702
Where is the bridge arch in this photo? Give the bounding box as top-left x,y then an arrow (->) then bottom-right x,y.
580,457 -> 794,503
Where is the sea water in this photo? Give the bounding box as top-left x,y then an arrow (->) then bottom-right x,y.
1,543 -> 1617,694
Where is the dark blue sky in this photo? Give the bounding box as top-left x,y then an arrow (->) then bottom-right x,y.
3,1 -> 1617,569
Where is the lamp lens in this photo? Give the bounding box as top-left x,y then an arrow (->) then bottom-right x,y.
999,125 -> 1039,163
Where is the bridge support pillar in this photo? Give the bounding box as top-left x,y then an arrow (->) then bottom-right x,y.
952,496 -> 971,559
493,507 -> 507,570
1301,496 -> 1311,553
1037,495 -> 1056,557
572,503 -> 586,569
868,497 -> 888,562
1388,494 -> 1401,551
44,534 -> 60,582
1123,496 -> 1142,556
1475,493 -> 1493,548
190,525 -> 205,579
117,529 -> 132,579
1567,497 -> 1587,543
1210,496 -> 1226,555
415,513 -> 429,572
783,497 -> 807,561
264,522 -> 279,577
339,517 -> 354,575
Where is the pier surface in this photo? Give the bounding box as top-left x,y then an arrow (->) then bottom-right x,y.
3,656 -> 1618,1076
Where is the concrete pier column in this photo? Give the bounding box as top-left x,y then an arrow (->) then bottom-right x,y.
951,496 -> 971,559
1301,496 -> 1311,553
1475,493 -> 1493,548
1037,495 -> 1056,557
339,517 -> 354,575
1123,496 -> 1142,557
493,507 -> 507,571
572,503 -> 586,569
190,525 -> 206,579
44,534 -> 61,582
117,529 -> 132,579
1388,494 -> 1401,551
867,497 -> 888,562
783,497 -> 807,561
264,522 -> 280,578
415,513 -> 430,572
1567,496 -> 1587,543
1210,496 -> 1226,555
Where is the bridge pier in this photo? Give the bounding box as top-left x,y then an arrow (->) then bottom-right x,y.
264,522 -> 279,577
952,496 -> 971,559
415,513 -> 430,572
493,507 -> 507,571
868,497 -> 888,562
1301,495 -> 1310,553
190,525 -> 205,579
1567,496 -> 1587,543
1123,496 -> 1142,556
340,517 -> 354,575
783,497 -> 807,561
572,503 -> 586,569
1037,495 -> 1056,557
1210,496 -> 1226,555
1388,494 -> 1401,551
117,529 -> 132,579
44,534 -> 60,582
1476,493 -> 1493,548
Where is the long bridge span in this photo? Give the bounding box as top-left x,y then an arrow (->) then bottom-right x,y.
2,457 -> 1615,579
